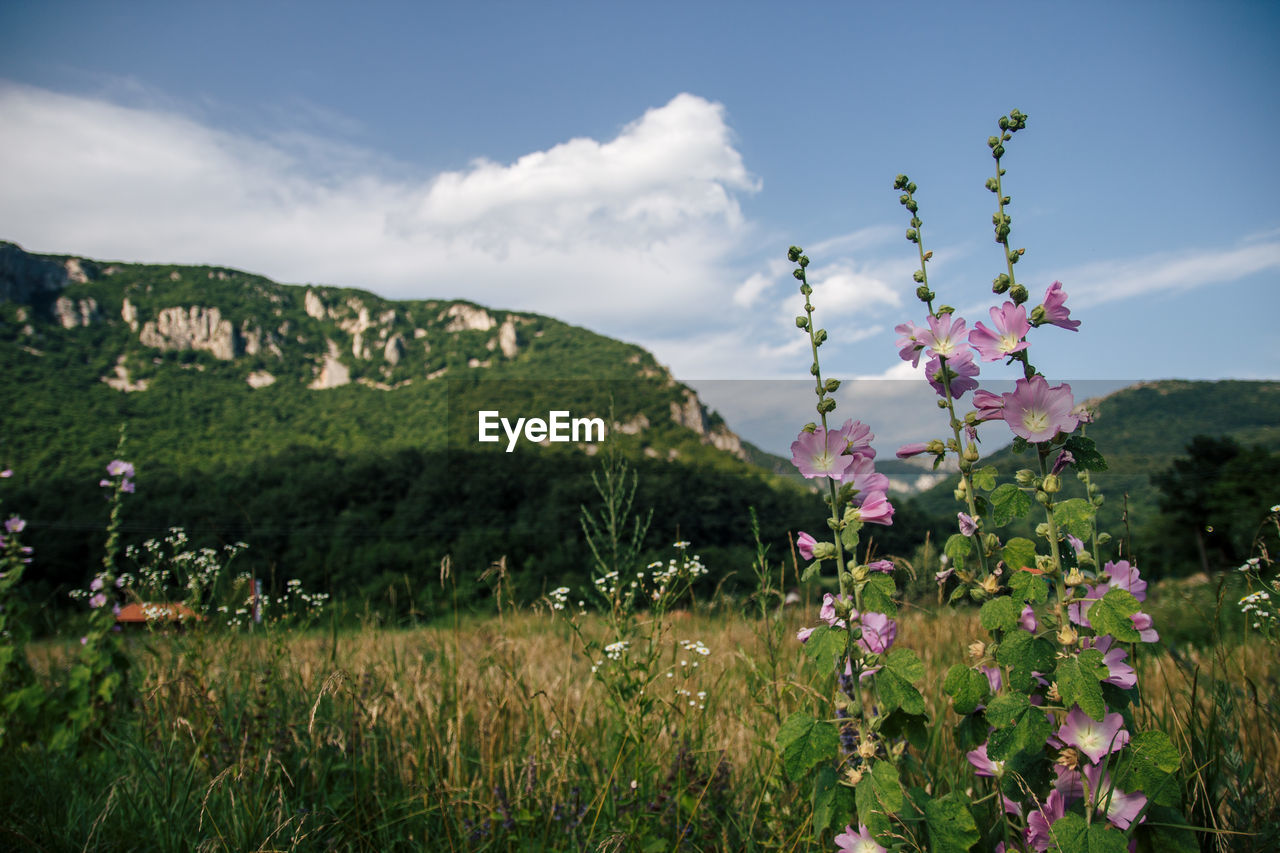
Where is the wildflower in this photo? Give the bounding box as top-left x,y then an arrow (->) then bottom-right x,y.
1037,281 -> 1081,331
926,350 -> 980,398
1082,762 -> 1147,830
90,576 -> 104,592
1130,611 -> 1159,643
894,321 -> 927,367
967,742 -> 1005,777
896,442 -> 928,459
834,823 -> 886,853
957,512 -> 977,536
919,312 -> 970,359
797,531 -> 817,561
1058,706 -> 1129,764
89,593 -> 107,609
1103,560 -> 1146,602
1001,375 -> 1079,442
834,419 -> 876,461
0,469 -> 11,477
848,491 -> 894,526
791,427 -> 856,480
970,302 -> 1030,361
1086,636 -> 1137,689
858,612 -> 897,655
796,626 -> 815,643
106,460 -> 135,478
1025,789 -> 1066,851
867,559 -> 894,574
820,593 -> 854,628
4,516 -> 24,534
841,455 -> 889,497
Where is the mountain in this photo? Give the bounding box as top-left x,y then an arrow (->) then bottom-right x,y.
1,242 -> 857,612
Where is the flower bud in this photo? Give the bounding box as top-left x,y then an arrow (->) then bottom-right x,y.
1009,284 -> 1028,304
1015,469 -> 1036,487
906,228 -> 918,243
968,640 -> 987,660
799,255 -> 809,268
1035,490 -> 1050,506
985,177 -> 999,193
980,574 -> 1001,595
1092,494 -> 1105,507
857,739 -> 878,760
800,283 -> 813,296
962,444 -> 980,463
984,533 -> 1000,553
913,269 -> 925,283
1064,567 -> 1085,587
825,378 -> 841,392
1042,474 -> 1061,494
1036,554 -> 1055,574
814,329 -> 828,345
793,269 -> 805,280
1077,550 -> 1095,567
993,273 -> 1011,293
851,563 -> 869,583
788,246 -> 803,262
845,766 -> 865,787
812,541 -> 838,561
1030,304 -> 1047,326
801,422 -> 817,433
1035,522 -> 1051,539
1097,532 -> 1112,545
988,136 -> 1000,149
916,285 -> 934,302
795,315 -> 809,329
893,175 -> 909,190
1057,624 -> 1078,645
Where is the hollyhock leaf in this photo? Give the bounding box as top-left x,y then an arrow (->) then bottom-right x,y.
1117,730 -> 1182,807
972,465 -> 999,492
878,648 -> 926,715
1049,813 -> 1129,853
943,664 -> 990,715
1088,588 -> 1143,642
881,710 -> 929,751
1055,648 -> 1109,721
1003,537 -> 1039,571
986,693 -> 1053,761
953,711 -> 988,752
812,765 -> 854,834
777,712 -> 839,781
1063,435 -> 1108,471
990,484 -> 1032,527
980,596 -> 1021,632
945,533 -> 973,568
1053,498 -> 1097,539
1009,565 -> 1049,603
923,791 -> 981,853
803,625 -> 846,669
996,628 -> 1056,692
862,574 -> 898,617
799,560 -> 823,583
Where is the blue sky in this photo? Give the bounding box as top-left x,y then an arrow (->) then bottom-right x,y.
1,1 -> 1277,452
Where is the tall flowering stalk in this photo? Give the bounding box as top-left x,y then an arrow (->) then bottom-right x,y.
0,466 -> 44,747
777,250 -> 971,848
893,111 -> 1188,851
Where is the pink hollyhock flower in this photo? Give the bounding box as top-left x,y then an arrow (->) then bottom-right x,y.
797,531 -> 817,561
867,559 -> 894,574
835,823 -> 886,853
1067,585 -> 1100,627
1025,789 -> 1066,852
1052,450 -> 1075,475
926,351 -> 980,399
796,626 -> 815,643
1058,706 -> 1130,764
835,419 -> 876,461
4,516 -> 25,534
920,313 -> 970,359
1020,604 -> 1039,632
967,741 -> 1005,777
842,455 -> 889,497
122,480 -> 136,493
90,576 -> 104,592
895,321 -> 927,367
791,427 -> 856,480
106,459 -> 135,478
1039,281 -> 1081,331
973,388 -> 1006,421
981,665 -> 1003,693
820,593 -> 854,628
858,612 -> 897,655
1087,636 -> 1138,689
970,302 -> 1030,362
1104,560 -> 1147,602
0,469 -> 11,478
89,593 -> 107,609
1082,762 -> 1148,830
1053,764 -> 1084,801
1130,611 -> 1159,643
957,512 -> 977,536
1066,533 -> 1086,558
849,491 -> 894,526
896,442 -> 928,459
1001,375 -> 1079,442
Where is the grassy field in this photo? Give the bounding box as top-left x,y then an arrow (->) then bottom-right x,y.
4,574 -> 1277,852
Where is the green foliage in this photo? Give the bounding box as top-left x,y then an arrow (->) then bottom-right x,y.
776,711 -> 839,781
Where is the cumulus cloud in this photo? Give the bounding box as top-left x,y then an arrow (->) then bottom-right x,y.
0,83 -> 758,331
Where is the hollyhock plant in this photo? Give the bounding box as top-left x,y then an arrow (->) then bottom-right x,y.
1058,707 -> 1130,764
1000,375 -> 1079,442
835,824 -> 886,853
969,301 -> 1030,361
791,427 -> 856,480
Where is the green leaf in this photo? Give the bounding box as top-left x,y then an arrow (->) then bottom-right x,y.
841,517 -> 863,554
943,664 -> 990,716
1048,813 -> 1130,853
1064,434 -> 1108,471
880,710 -> 929,751
803,625 -> 846,669
1002,537 -> 1038,571
1053,498 -> 1097,539
1087,588 -> 1143,642
1117,730 -> 1182,807
980,596 -> 1020,632
990,483 -> 1032,527
972,465 -> 998,492
923,792 -> 980,853
945,533 -> 973,569
776,712 -> 839,781
800,560 -> 823,583
878,647 -> 925,716
986,693 -> 1052,762
1054,648 -> 1108,720
1009,566 -> 1048,603
862,574 -> 898,617
812,765 -> 854,834
995,628 -> 1056,692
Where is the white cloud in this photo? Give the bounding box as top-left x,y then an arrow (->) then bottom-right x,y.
0,83 -> 758,332
1059,237 -> 1280,308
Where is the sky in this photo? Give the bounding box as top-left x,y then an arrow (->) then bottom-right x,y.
1,0 -> 1277,455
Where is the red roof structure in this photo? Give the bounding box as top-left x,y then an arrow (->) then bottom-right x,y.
115,602 -> 202,623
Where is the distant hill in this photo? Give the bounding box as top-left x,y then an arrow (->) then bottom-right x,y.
0,242 -> 846,610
